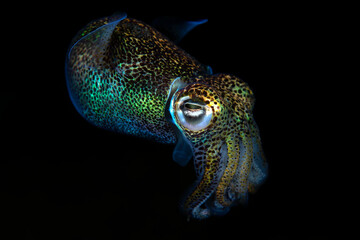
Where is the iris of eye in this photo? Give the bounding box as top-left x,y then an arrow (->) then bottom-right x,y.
183,103 -> 204,118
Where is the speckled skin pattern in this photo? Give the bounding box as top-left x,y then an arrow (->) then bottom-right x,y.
66,15 -> 268,219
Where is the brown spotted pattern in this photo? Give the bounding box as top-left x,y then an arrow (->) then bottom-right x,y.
170,74 -> 267,218
66,15 -> 267,220
67,17 -> 207,143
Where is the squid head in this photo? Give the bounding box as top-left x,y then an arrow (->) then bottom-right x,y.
168,75 -> 267,219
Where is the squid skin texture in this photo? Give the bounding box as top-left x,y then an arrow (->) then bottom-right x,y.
66,14 -> 268,219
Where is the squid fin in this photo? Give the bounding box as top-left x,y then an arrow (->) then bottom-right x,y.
67,12 -> 127,60
173,130 -> 193,167
152,16 -> 207,43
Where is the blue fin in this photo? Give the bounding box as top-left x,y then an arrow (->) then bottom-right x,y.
152,17 -> 208,43
206,65 -> 213,74
67,12 -> 127,60
173,131 -> 193,166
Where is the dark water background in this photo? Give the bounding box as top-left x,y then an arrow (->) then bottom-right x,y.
1,3 -> 340,239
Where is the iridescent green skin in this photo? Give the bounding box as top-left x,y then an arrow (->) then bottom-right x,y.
66,15 -> 268,219
67,16 -> 207,143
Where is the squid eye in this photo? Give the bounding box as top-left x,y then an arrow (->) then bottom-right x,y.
174,97 -> 213,131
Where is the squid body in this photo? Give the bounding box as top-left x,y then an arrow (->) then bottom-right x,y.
65,13 -> 268,219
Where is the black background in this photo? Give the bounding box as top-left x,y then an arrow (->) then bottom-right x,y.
2,3 -> 340,239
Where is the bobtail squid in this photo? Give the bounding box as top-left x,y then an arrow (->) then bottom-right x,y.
65,13 -> 268,219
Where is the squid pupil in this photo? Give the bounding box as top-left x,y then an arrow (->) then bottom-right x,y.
184,103 -> 202,110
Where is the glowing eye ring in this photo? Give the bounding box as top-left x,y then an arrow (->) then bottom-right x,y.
172,96 -> 213,131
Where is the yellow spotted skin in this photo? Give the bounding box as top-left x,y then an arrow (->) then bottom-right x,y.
66,14 -> 268,220
171,74 -> 268,219
66,16 -> 207,143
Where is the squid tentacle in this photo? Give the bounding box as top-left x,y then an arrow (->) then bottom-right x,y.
230,132 -> 253,203
248,121 -> 268,192
183,143 -> 227,219
215,134 -> 240,207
